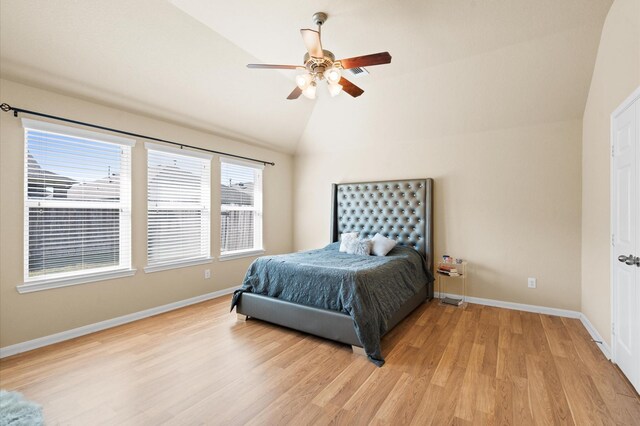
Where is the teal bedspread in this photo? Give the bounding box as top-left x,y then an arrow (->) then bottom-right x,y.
231,242 -> 432,366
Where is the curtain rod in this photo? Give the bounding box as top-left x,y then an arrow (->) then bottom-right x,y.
0,103 -> 275,166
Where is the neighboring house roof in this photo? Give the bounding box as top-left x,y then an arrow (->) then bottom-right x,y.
27,154 -> 77,198
67,174 -> 120,201
28,154 -> 255,204
221,183 -> 253,206
28,153 -> 119,201
148,164 -> 200,204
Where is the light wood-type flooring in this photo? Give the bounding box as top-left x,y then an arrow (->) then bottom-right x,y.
1,296 -> 639,425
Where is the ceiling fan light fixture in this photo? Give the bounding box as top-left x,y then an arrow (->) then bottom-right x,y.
296,73 -> 313,89
328,82 -> 343,97
246,12 -> 391,100
302,81 -> 317,99
324,67 -> 341,83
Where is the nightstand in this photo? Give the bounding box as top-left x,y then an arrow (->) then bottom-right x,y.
436,261 -> 467,307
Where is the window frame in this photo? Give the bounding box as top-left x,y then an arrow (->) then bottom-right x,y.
219,157 -> 264,261
144,142 -> 213,273
18,118 -> 136,293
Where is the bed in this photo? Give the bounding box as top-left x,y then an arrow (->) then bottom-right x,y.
231,178 -> 434,365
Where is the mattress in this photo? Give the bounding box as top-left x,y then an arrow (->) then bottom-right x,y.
231,242 -> 433,365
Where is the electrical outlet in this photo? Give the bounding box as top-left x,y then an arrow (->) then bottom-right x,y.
204,269 -> 211,279
527,277 -> 536,288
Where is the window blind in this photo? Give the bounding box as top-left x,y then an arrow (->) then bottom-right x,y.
220,158 -> 263,255
146,143 -> 211,268
22,118 -> 134,283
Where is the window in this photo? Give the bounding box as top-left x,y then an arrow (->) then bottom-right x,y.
220,158 -> 263,259
145,143 -> 211,272
20,119 -> 134,292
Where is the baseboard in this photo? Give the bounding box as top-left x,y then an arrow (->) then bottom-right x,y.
436,292 -> 611,359
2,288 -> 611,361
0,286 -> 238,359
579,313 -> 612,360
436,292 -> 581,318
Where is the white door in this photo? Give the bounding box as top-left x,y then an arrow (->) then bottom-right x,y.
612,89 -> 640,393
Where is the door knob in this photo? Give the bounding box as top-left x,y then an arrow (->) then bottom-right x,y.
618,254 -> 640,267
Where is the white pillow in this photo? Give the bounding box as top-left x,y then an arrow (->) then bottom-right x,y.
339,232 -> 359,252
371,233 -> 397,256
345,238 -> 372,256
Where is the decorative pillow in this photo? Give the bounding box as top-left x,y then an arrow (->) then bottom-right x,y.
339,232 -> 359,252
371,233 -> 397,256
345,238 -> 372,256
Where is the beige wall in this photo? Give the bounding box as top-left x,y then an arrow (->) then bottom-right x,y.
294,118 -> 583,310
581,0 -> 640,346
2,1 -> 633,350
0,79 -> 294,348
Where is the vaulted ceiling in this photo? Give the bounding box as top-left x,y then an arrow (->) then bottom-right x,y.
0,0 -> 612,154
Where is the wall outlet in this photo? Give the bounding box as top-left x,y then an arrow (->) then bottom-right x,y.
527,277 -> 536,288
204,269 -> 211,279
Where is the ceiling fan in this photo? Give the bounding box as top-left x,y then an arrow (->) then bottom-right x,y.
246,12 -> 392,100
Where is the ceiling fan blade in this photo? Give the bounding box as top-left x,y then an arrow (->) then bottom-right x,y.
287,86 -> 302,100
247,64 -> 302,69
300,29 -> 323,58
339,77 -> 364,98
337,52 -> 392,69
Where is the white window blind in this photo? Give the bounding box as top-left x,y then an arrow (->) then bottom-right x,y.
22,118 -> 134,285
146,143 -> 211,270
220,158 -> 263,256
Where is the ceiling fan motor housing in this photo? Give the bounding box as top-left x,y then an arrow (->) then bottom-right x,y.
303,50 -> 336,75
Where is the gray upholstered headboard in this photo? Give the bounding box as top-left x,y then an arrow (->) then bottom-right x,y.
330,178 -> 434,274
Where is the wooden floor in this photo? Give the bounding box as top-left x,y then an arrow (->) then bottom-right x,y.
1,296 -> 639,425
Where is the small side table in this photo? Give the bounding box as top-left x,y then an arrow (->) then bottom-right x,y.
436,261 -> 467,307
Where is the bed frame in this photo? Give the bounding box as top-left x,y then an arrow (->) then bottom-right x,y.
235,178 -> 434,353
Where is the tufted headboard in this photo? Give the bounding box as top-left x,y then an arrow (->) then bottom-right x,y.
330,178 -> 434,274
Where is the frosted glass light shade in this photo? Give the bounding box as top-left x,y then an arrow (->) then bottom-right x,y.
302,82 -> 317,99
296,74 -> 312,89
324,68 -> 341,83
328,82 -> 343,97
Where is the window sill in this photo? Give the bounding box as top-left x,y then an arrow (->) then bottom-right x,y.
219,249 -> 265,262
144,257 -> 213,273
17,268 -> 137,294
